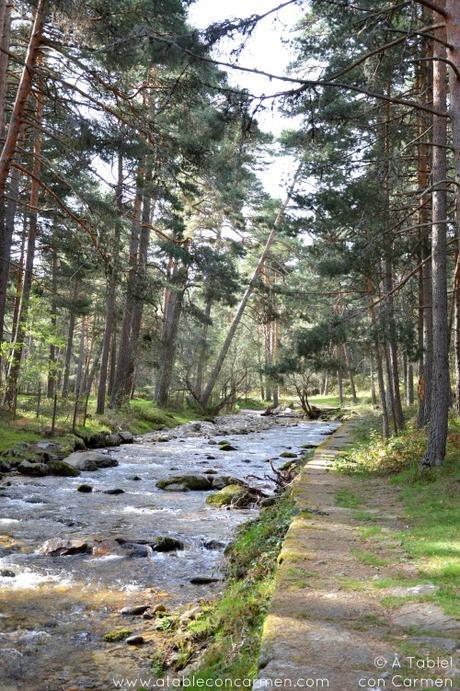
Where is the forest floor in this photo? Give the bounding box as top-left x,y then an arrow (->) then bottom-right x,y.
254,419 -> 460,691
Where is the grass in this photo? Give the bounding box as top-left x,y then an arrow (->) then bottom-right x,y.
180,496 -> 297,688
335,488 -> 362,508
335,415 -> 460,620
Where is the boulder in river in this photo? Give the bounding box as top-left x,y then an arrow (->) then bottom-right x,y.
46,460 -> 80,477
206,484 -> 250,507
218,442 -> 237,451
77,484 -> 93,493
211,475 -> 244,490
16,461 -> 49,476
39,538 -> 92,556
0,569 -> 16,577
156,474 -> 213,491
118,431 -> 134,444
103,488 -> 125,495
64,451 -> 118,471
152,536 -> 184,552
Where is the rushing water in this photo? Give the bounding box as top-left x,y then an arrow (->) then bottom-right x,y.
0,416 -> 337,690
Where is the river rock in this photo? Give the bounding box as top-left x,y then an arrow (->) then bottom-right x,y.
16,461 -> 49,476
103,488 -> 124,495
46,460 -> 80,477
190,576 -> 221,585
125,635 -> 145,645
206,484 -> 250,507
218,443 -> 237,451
64,451 -> 118,471
120,605 -> 150,616
0,459 -> 12,473
156,474 -> 213,491
203,540 -> 226,550
119,431 -> 134,444
0,569 -> 16,577
77,484 -> 93,493
211,475 -> 244,490
39,538 -> 91,556
152,536 -> 184,552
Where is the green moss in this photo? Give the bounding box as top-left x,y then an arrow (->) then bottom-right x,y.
103,628 -> 132,642
206,484 -> 247,507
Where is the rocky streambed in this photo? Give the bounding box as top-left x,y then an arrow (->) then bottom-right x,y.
0,413 -> 338,690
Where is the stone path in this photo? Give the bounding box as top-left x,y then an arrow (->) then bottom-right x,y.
255,423 -> 460,691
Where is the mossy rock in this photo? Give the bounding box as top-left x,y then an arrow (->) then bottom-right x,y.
279,451 -> 297,458
206,484 -> 249,507
46,460 -> 80,477
218,443 -> 237,451
103,628 -> 132,642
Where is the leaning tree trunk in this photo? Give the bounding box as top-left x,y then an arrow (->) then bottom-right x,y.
423,6 -> 449,466
198,164 -> 302,411
0,0 -> 47,196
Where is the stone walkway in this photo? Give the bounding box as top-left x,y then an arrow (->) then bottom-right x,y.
255,423 -> 460,691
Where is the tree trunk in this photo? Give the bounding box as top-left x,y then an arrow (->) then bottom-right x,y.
343,343 -> 357,403
382,77 -> 404,431
370,354 -> 377,406
446,0 -> 460,414
62,307 -> 76,399
337,369 -> 344,405
154,262 -> 187,407
199,164 -> 302,410
47,248 -> 58,399
124,167 -> 152,399
4,87 -> 44,411
368,280 -> 390,437
110,166 -> 142,408
0,0 -> 47,196
423,5 -> 449,466
194,297 -> 212,399
96,152 -> 122,414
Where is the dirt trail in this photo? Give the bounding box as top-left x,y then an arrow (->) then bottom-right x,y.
255,424 -> 460,691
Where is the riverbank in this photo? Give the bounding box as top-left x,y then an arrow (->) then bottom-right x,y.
0,397 -> 200,477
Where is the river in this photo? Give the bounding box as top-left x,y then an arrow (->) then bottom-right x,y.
0,414 -> 337,690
